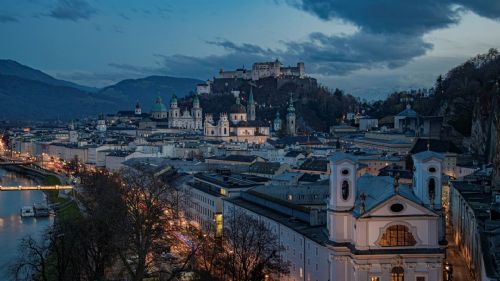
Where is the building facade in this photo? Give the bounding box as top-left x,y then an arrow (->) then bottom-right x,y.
168,95 -> 203,130
204,95 -> 270,144
219,151 -> 446,281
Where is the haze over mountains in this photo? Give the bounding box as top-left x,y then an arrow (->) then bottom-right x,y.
0,60 -> 202,120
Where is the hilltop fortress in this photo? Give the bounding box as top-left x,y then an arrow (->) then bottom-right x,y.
196,59 -> 317,95
219,59 -> 304,80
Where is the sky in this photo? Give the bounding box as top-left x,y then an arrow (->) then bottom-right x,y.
1,0 -> 500,100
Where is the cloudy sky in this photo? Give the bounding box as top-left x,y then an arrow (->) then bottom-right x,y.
1,0 -> 500,99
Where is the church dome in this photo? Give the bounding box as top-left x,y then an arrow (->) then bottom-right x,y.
230,96 -> 246,113
151,96 -> 167,113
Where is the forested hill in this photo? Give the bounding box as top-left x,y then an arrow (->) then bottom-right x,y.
365,48 -> 500,137
178,77 -> 359,133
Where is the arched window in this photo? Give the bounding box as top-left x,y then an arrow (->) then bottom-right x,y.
341,180 -> 349,200
428,178 -> 436,200
391,267 -> 404,281
378,225 -> 416,247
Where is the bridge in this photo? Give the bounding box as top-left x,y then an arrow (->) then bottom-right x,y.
0,185 -> 73,191
0,161 -> 35,166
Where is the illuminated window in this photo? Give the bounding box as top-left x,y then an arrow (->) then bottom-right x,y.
378,225 -> 416,247
370,277 -> 380,281
391,267 -> 404,281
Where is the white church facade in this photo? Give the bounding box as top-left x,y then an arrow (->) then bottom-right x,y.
168,94 -> 203,130
203,88 -> 270,144
222,151 -> 446,281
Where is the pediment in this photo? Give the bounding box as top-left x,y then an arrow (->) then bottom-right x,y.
360,194 -> 437,218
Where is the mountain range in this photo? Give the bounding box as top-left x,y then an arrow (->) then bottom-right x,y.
0,59 -> 202,120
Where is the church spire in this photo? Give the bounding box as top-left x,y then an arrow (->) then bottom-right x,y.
247,86 -> 256,121
249,86 -> 254,104
287,93 -> 295,113
286,93 -> 296,136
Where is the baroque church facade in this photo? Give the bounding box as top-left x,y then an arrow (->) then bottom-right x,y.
167,94 -> 203,130
326,151 -> 446,281
203,87 -> 270,144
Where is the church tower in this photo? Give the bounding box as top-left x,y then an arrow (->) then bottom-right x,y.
412,151 -> 444,209
273,111 -> 281,132
69,120 -> 78,143
135,101 -> 141,115
327,153 -> 358,243
218,113 -> 230,137
96,113 -> 107,132
191,95 -> 203,130
168,95 -> 180,127
412,150 -> 446,243
247,86 -> 256,121
286,93 -> 296,136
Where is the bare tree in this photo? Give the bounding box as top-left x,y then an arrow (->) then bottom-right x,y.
10,235 -> 50,281
116,165 -> 193,281
193,207 -> 290,281
10,220 -> 83,281
78,171 -> 126,281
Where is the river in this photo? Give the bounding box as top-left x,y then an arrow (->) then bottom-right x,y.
0,168 -> 54,280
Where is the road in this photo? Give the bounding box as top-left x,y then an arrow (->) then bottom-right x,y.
445,220 -> 475,281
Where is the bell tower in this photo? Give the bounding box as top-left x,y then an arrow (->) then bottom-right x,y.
135,101 -> 141,115
327,153 -> 358,243
286,93 -> 296,136
191,95 -> 203,130
412,151 -> 444,209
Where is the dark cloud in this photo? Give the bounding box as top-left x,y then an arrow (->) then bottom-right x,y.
293,0 -> 500,34
455,0 -> 500,20
125,32 -> 432,80
119,13 -> 130,20
285,32 -> 433,75
49,0 -> 97,21
0,12 -> 18,23
292,0 -> 463,35
141,0 -> 500,80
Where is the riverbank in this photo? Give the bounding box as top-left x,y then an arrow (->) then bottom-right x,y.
1,165 -> 79,220
1,164 -> 48,182
0,168 -> 54,279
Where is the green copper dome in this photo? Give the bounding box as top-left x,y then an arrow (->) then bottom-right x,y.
151,96 -> 168,113
170,94 -> 178,105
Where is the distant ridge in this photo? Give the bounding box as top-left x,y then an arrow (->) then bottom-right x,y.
0,59 -> 203,120
98,75 -> 203,111
0,59 -> 98,93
